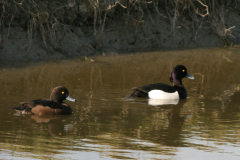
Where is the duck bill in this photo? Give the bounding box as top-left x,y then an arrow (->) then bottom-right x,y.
66,95 -> 77,102
186,73 -> 195,79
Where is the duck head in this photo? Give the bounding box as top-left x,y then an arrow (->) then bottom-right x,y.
50,86 -> 77,103
169,65 -> 194,85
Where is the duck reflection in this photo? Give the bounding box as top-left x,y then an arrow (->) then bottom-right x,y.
167,106 -> 185,129
145,99 -> 188,146
31,115 -> 72,136
148,98 -> 187,128
156,99 -> 188,147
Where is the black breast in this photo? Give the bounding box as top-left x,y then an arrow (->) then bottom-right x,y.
173,85 -> 187,99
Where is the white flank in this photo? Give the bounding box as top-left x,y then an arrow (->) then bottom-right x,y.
148,99 -> 179,106
148,90 -> 179,99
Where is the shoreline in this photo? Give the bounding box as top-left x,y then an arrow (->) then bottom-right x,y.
0,0 -> 239,61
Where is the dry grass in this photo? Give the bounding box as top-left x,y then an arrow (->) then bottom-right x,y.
0,0 -> 239,51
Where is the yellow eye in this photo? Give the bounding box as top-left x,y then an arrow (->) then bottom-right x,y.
182,70 -> 185,72
62,91 -> 65,94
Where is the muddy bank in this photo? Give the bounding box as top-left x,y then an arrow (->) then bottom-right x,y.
0,0 -> 240,61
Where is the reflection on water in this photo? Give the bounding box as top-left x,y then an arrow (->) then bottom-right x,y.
30,115 -> 73,136
167,100 -> 187,128
1,48 -> 240,159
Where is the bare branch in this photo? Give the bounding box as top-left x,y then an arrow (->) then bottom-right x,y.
196,0 -> 209,17
107,1 -> 127,10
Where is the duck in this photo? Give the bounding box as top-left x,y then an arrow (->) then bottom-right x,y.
129,65 -> 194,99
13,86 -> 77,115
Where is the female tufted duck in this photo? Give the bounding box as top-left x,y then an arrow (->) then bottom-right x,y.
13,86 -> 77,115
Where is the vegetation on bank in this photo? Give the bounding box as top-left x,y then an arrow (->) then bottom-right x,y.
0,0 -> 238,52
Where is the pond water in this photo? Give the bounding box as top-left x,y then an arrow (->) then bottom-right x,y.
1,48 -> 240,159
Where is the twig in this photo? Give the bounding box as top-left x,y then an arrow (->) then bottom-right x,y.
225,26 -> 235,38
196,0 -> 209,17
93,0 -> 99,36
225,26 -> 235,34
107,1 -> 127,9
0,3 -> 6,44
195,20 -> 203,41
172,0 -> 179,36
7,14 -> 15,38
26,18 -> 34,54
52,2 -> 76,14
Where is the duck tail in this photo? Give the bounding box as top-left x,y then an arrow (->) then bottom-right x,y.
12,104 -> 33,114
128,90 -> 149,98
12,106 -> 23,111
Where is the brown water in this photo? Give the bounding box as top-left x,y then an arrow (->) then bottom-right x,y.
1,48 -> 240,159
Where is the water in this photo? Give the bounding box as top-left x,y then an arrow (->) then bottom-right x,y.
1,48 -> 240,159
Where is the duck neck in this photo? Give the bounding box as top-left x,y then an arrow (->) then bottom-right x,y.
171,72 -> 182,85
50,95 -> 63,103
173,79 -> 182,85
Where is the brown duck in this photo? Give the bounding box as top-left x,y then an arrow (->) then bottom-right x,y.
13,86 -> 77,115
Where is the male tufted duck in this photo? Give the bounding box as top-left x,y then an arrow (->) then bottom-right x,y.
129,65 -> 194,99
